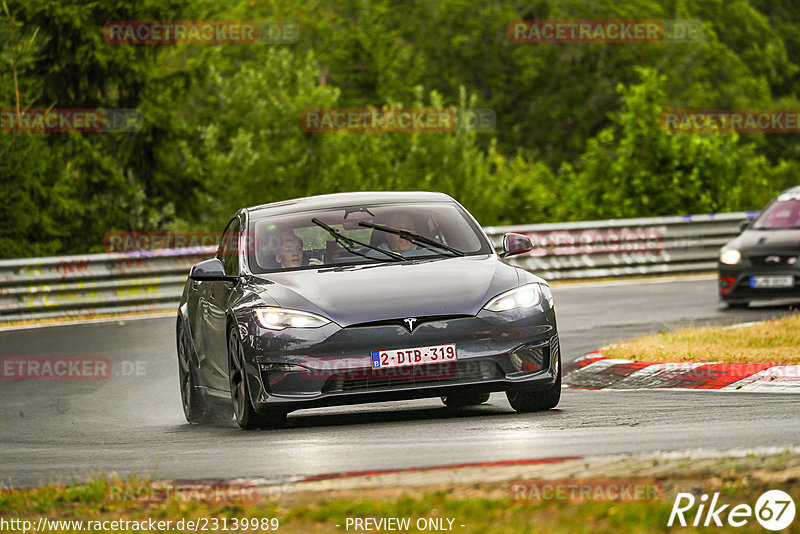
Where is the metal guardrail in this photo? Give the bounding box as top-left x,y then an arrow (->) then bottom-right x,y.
485,211 -> 758,280
0,212 -> 756,322
0,247 -> 216,322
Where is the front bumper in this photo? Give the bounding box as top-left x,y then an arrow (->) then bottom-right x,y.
718,263 -> 800,302
237,306 -> 559,413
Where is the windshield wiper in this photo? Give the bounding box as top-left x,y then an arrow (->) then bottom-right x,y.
358,222 -> 465,256
311,218 -> 405,262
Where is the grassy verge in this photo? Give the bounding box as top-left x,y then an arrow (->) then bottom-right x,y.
602,314 -> 800,365
2,451 -> 799,533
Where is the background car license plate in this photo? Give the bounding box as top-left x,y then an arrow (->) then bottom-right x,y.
750,275 -> 794,288
371,344 -> 456,369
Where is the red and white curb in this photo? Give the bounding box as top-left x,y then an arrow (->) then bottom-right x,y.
564,351 -> 800,393
239,445 -> 800,496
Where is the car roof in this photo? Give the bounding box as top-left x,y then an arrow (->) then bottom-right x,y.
782,185 -> 800,195
244,191 -> 455,218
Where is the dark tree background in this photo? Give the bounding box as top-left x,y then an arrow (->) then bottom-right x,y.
1,0 -> 798,257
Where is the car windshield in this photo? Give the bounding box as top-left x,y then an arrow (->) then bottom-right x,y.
753,196 -> 800,229
247,201 -> 493,273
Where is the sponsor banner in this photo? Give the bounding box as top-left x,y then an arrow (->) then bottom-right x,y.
509,19 -> 703,43
104,21 -> 298,44
0,109 -> 142,132
662,110 -> 800,133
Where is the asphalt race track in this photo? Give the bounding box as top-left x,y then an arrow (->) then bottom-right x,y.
1,276 -> 798,487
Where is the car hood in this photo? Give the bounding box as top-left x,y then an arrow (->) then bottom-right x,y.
731,229 -> 800,255
251,255 -> 524,327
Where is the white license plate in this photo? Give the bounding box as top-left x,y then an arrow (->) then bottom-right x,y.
371,344 -> 457,369
750,275 -> 794,288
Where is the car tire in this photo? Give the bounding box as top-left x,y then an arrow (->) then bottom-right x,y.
506,363 -> 561,413
177,321 -> 210,424
441,392 -> 490,407
228,328 -> 287,430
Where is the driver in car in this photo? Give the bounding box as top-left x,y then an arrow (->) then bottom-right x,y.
275,232 -> 322,269
379,213 -> 425,257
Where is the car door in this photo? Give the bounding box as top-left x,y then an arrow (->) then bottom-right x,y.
204,216 -> 242,391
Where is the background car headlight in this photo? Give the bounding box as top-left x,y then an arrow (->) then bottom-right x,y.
720,249 -> 742,265
483,284 -> 542,312
253,308 -> 330,330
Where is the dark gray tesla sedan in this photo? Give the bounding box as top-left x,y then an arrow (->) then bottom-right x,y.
177,191 -> 560,429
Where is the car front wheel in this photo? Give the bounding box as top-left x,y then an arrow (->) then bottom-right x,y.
228,328 -> 286,430
506,363 -> 561,413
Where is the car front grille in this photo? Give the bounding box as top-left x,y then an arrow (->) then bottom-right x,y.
321,359 -> 504,393
345,314 -> 472,330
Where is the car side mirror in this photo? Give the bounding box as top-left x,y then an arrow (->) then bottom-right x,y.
501,232 -> 533,258
739,218 -> 754,232
189,258 -> 235,281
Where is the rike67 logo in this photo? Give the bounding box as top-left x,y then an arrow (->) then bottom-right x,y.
668,490 -> 796,531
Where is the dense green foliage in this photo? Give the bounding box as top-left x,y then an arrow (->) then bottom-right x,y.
1,0 -> 799,257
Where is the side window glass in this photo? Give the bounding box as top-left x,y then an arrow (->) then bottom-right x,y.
217,218 -> 241,276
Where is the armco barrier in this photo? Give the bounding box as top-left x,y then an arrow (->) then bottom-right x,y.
0,247 -> 216,322
484,211 -> 758,280
0,212 -> 756,322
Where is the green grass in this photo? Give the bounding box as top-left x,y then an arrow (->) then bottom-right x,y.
603,314 -> 800,364
2,470 -> 797,533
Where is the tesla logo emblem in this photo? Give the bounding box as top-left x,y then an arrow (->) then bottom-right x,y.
402,318 -> 418,332
765,255 -> 781,263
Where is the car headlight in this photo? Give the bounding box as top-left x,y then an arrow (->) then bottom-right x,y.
483,283 -> 542,312
253,307 -> 331,330
720,249 -> 742,265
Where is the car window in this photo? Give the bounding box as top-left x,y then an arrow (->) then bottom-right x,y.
217,217 -> 241,276
753,197 -> 800,229
247,202 -> 493,273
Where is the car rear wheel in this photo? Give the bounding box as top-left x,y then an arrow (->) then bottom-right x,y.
441,392 -> 490,407
228,328 -> 287,430
506,363 -> 561,413
177,321 -> 210,424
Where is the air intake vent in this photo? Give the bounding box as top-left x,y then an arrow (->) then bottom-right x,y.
322,359 -> 503,393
